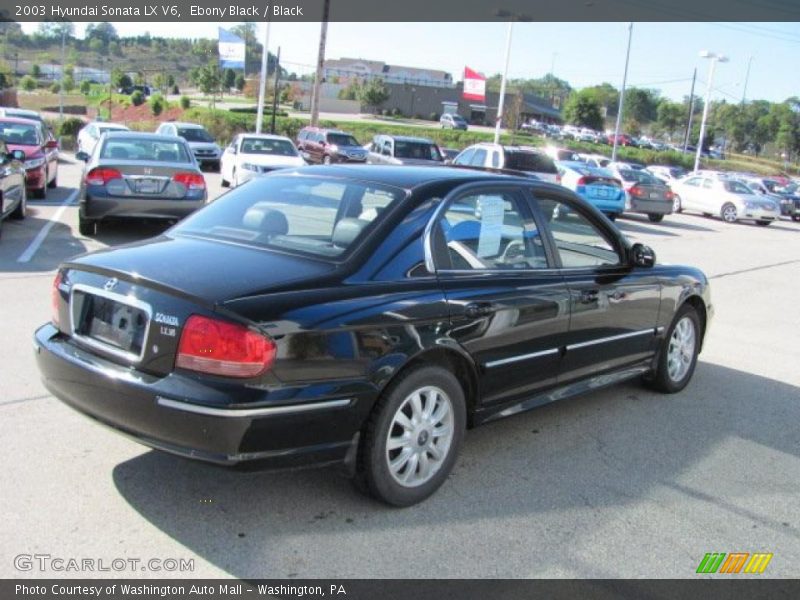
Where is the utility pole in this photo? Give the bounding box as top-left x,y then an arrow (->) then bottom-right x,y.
741,55 -> 753,104
310,0 -> 330,127
256,20 -> 271,134
683,67 -> 697,153
59,27 -> 66,121
270,47 -> 281,134
694,51 -> 729,172
611,22 -> 633,162
494,21 -> 514,144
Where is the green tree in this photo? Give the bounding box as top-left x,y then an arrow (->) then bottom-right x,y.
49,81 -> 61,94
179,95 -> 191,109
234,73 -> 246,92
582,82 -> 620,119
358,78 -> 389,111
61,74 -> 75,92
30,64 -> 42,78
224,68 -> 237,90
563,89 -> 604,130
85,22 -> 118,46
37,22 -> 75,40
150,93 -> 165,116
79,79 -> 91,95
131,90 -> 145,106
655,101 -> 684,140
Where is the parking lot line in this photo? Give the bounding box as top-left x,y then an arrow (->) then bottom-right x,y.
16,190 -> 79,264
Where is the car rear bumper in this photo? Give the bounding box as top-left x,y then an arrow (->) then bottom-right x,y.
34,324 -> 364,469
82,194 -> 206,221
628,199 -> 673,215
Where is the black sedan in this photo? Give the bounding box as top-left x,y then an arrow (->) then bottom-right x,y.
75,131 -> 207,236
35,166 -> 712,506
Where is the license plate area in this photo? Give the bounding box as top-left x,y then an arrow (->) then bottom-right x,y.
133,178 -> 162,194
70,285 -> 151,362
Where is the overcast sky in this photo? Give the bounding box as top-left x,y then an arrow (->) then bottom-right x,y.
19,21 -> 800,103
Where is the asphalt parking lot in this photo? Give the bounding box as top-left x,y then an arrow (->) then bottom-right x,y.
1,157 -> 799,579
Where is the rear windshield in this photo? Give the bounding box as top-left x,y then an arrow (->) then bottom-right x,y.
618,169 -> 660,184
504,150 -> 557,174
327,133 -> 360,147
240,137 -> 298,156
99,138 -> 192,162
394,141 -> 442,161
177,128 -> 214,143
0,120 -> 41,145
171,176 -> 403,258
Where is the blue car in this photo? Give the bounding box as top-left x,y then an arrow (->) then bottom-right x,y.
556,161 -> 625,220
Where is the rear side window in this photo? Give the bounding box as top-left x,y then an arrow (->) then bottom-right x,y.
172,176 -> 403,259
453,148 -> 475,165
504,151 -> 557,174
470,148 -> 487,166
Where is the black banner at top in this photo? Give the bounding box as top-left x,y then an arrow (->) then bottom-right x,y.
1,0 -> 800,22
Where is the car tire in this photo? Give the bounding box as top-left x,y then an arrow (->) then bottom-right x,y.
47,169 -> 57,189
34,175 -> 47,200
756,220 -> 771,226
793,215 -> 800,222
220,176 -> 230,188
232,169 -> 238,188
10,187 -> 26,220
354,365 -> 466,507
648,213 -> 664,223
323,155 -> 332,165
646,304 -> 701,394
721,202 -> 738,223
607,213 -> 617,221
79,216 -> 96,237
672,194 -> 682,213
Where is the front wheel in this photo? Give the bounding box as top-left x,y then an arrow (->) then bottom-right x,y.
646,304 -> 701,393
10,187 -> 26,220
648,213 -> 664,223
34,176 -> 47,200
354,366 -> 466,506
721,202 -> 738,223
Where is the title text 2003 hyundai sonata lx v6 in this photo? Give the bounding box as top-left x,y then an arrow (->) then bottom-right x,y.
35,166 -> 712,506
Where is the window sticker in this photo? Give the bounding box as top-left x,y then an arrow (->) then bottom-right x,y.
476,195 -> 505,258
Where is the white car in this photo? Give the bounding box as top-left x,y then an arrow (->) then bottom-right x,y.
578,153 -> 611,168
76,122 -> 129,157
671,174 -> 781,225
451,143 -> 559,182
646,165 -> 688,185
220,134 -> 306,187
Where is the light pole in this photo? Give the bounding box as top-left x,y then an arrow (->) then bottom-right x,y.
493,10 -> 531,144
611,22 -> 633,162
694,50 -> 729,172
255,19 -> 271,134
741,55 -> 753,104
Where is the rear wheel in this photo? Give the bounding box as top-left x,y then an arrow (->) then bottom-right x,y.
10,187 -> 26,220
721,202 -> 738,223
354,365 -> 466,506
79,216 -> 96,236
607,213 -> 617,221
648,213 -> 664,223
220,175 -> 230,188
756,220 -> 771,227
646,304 -> 701,393
672,194 -> 682,213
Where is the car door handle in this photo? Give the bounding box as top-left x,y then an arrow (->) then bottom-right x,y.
464,302 -> 496,319
578,290 -> 599,304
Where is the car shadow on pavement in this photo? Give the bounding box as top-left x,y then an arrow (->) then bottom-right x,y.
111,362 -> 800,578
615,220 -> 678,237
91,220 -> 173,247
624,214 -> 716,233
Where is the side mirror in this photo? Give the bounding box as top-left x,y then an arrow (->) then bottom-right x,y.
75,151 -> 90,162
631,243 -> 656,268
45,139 -> 59,150
10,149 -> 26,162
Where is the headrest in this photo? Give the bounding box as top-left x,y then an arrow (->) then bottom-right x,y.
242,204 -> 289,237
332,218 -> 368,248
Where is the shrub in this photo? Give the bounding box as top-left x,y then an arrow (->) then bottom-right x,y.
150,93 -> 165,116
429,112 -> 440,121
130,90 -> 145,106
79,80 -> 91,95
20,75 -> 36,92
49,82 -> 61,94
171,84 -> 180,95
57,117 -> 84,138
391,108 -> 402,117
179,95 -> 191,110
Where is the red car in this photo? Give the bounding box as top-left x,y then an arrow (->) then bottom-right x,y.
0,117 -> 59,199
606,133 -> 632,146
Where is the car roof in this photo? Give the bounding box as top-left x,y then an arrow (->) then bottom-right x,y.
0,116 -> 42,126
273,164 -> 533,190
239,133 -> 293,141
166,122 -> 206,129
558,161 -> 614,176
381,135 -> 436,143
104,131 -> 184,142
95,122 -> 128,129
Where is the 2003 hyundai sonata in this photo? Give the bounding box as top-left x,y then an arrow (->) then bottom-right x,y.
35,165 -> 712,506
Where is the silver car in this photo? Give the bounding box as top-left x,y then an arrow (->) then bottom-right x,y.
75,132 -> 207,236
155,122 -> 222,171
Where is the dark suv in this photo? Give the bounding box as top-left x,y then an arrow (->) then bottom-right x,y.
296,127 -> 368,164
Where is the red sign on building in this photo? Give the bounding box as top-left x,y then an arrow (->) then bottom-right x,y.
463,67 -> 486,102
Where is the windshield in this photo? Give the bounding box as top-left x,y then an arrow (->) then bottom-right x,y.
172,176 -> 403,258
394,141 -> 442,161
99,137 -> 192,162
327,133 -> 360,147
0,120 -> 41,146
240,137 -> 298,156
724,180 -> 753,195
177,127 -> 214,143
505,151 -> 557,173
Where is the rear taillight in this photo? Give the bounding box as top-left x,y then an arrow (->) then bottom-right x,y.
555,173 -> 562,184
51,271 -> 63,326
575,176 -> 587,186
664,190 -> 675,200
85,167 -> 122,186
176,315 -> 276,378
172,172 -> 206,190
629,186 -> 647,198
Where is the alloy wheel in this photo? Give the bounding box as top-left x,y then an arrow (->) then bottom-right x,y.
667,316 -> 696,383
722,204 -> 737,223
385,385 -> 454,488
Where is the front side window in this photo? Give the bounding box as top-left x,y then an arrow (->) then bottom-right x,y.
435,191 -> 547,271
470,149 -> 487,166
453,147 -> 475,165
172,176 -> 403,259
534,197 -> 621,268
394,141 -> 442,161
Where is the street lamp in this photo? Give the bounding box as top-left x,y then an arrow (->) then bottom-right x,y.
694,50 -> 729,172
611,22 -> 633,162
493,10 -> 531,144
